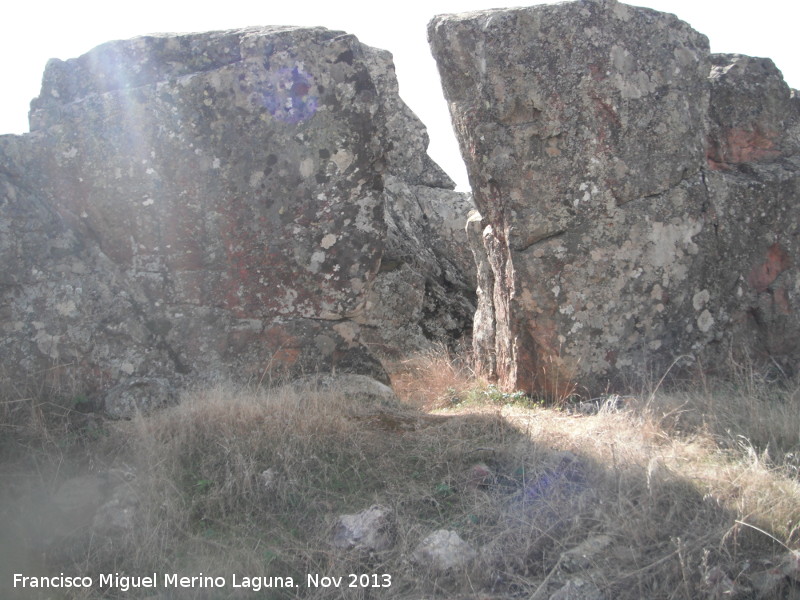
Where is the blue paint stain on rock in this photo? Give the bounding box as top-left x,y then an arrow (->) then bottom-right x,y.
262,67 -> 318,124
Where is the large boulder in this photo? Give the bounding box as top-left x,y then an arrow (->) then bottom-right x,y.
1,26 -> 474,403
347,45 -> 477,357
703,53 -> 800,369
429,0 -> 800,396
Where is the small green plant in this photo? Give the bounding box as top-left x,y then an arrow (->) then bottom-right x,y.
460,383 -> 533,407
193,477 -> 214,493
434,482 -> 456,497
71,394 -> 90,408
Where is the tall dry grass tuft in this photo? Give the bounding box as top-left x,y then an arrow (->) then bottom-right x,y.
388,343 -> 481,409
111,383 -> 388,575
640,361 -> 800,477
86,379 -> 564,598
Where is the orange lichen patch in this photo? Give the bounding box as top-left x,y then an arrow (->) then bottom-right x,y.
747,243 -> 791,293
260,325 -> 302,366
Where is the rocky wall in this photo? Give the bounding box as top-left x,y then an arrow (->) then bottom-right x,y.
1,26 -> 475,409
430,0 -> 800,396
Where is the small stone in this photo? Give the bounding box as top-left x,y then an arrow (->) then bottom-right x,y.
332,504 -> 394,552
702,566 -> 738,600
749,569 -> 786,599
781,550 -> 800,582
413,529 -> 478,571
284,374 -> 399,406
92,491 -> 137,534
259,468 -> 279,492
549,577 -> 604,600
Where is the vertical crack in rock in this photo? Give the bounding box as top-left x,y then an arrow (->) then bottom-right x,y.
430,0 -> 800,396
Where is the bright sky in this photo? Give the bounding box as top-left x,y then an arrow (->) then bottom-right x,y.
2,0 -> 798,190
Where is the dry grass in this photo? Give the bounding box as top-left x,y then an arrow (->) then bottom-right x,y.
1,350 -> 799,599
388,343 -> 481,410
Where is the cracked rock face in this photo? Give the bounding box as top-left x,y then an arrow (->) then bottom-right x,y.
430,0 -> 800,396
1,26 -> 474,402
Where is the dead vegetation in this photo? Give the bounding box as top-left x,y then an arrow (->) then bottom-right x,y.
1,352 -> 799,599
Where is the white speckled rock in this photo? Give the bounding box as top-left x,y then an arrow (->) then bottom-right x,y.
0,25 -> 474,403
332,504 -> 394,551
549,577 -> 605,600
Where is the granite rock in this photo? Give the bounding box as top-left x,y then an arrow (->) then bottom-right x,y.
332,504 -> 395,552
1,26 -> 474,403
430,0 -> 800,396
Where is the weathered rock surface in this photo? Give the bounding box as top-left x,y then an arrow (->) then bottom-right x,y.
707,55 -> 800,169
430,0 -> 800,396
1,26 -> 474,404
364,176 -> 476,356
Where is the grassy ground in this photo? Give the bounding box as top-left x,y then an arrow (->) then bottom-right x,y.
1,350 -> 799,599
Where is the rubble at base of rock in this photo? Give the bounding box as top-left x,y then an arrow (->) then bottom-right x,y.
332,504 -> 395,552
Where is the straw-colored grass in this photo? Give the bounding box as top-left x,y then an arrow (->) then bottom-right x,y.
1,351 -> 799,599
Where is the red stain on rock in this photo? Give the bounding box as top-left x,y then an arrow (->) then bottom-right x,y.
272,347 -> 301,368
707,127 -> 782,168
725,128 -> 781,163
705,151 -> 728,171
260,325 -> 302,369
747,243 -> 791,293
773,287 -> 792,315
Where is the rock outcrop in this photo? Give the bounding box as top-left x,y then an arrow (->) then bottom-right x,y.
430,0 -> 800,396
0,26 -> 474,407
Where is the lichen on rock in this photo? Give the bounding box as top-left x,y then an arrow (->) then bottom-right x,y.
430,0 -> 800,396
1,25 -> 475,406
